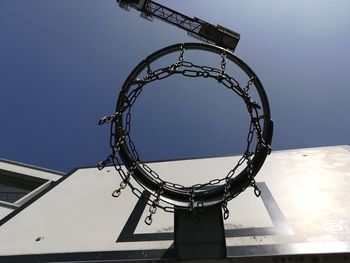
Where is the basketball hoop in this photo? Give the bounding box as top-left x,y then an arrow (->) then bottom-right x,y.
99,42 -> 273,224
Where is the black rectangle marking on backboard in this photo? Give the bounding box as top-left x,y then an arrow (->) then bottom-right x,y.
117,182 -> 293,242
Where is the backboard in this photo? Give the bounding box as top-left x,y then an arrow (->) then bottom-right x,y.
0,145 -> 349,262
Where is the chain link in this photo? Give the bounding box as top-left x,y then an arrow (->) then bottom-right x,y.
220,52 -> 227,75
188,187 -> 195,213
179,43 -> 185,64
222,178 -> 230,219
145,182 -> 164,225
98,114 -> 117,125
244,76 -> 255,93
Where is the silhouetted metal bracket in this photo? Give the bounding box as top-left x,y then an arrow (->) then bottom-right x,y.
174,206 -> 227,260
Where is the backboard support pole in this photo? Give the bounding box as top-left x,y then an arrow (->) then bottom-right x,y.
174,206 -> 227,260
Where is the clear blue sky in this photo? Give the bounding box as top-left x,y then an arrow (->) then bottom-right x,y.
1,0 -> 349,172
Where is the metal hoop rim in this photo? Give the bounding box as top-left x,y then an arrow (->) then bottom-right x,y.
115,42 -> 273,207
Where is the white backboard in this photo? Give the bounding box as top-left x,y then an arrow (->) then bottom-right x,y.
0,145 -> 349,262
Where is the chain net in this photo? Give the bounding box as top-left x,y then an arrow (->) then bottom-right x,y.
98,43 -> 272,224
